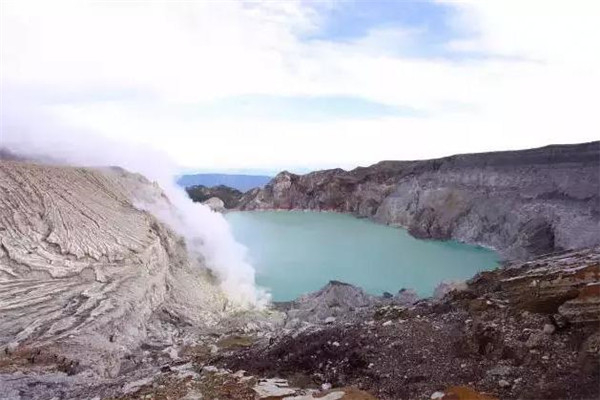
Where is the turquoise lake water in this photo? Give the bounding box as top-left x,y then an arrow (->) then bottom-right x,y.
225,211 -> 500,301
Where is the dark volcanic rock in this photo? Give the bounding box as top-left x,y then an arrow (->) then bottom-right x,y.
286,280 -> 378,324
221,247 -> 600,400
239,142 -> 600,260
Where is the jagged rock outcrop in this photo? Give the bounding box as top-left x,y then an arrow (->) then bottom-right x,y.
284,280 -> 377,324
0,160 -> 227,378
433,280 -> 468,300
239,142 -> 600,260
469,247 -> 600,324
395,288 -> 419,305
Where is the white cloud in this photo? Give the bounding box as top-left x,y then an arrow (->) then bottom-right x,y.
1,0 -> 599,170
445,0 -> 600,65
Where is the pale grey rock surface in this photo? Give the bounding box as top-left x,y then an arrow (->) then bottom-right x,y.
202,196 -> 226,212
0,160 -> 227,378
239,142 -> 600,260
285,280 -> 377,324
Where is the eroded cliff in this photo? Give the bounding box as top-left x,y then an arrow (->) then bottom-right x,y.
239,142 -> 600,260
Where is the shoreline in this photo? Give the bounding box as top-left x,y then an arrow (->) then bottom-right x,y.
230,206 -> 503,256
227,208 -> 502,303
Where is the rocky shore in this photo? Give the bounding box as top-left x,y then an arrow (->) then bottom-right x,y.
3,242 -> 597,399
220,247 -> 600,400
239,142 -> 600,260
1,155 -> 598,399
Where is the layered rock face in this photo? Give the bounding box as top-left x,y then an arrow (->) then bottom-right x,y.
239,142 -> 600,260
0,160 -> 226,377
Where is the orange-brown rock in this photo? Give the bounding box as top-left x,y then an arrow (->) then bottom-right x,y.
473,249 -> 600,323
442,386 -> 498,400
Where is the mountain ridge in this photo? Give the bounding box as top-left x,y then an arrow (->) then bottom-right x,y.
239,141 -> 600,260
177,173 -> 272,192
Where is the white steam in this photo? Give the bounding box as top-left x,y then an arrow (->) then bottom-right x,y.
134,183 -> 270,309
1,97 -> 270,309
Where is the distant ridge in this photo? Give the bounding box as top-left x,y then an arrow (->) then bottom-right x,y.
239,141 -> 600,260
177,173 -> 272,192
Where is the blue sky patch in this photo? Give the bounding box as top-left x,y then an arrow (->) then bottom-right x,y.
306,0 -> 470,58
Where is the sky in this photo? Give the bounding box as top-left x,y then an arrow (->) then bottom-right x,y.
1,0 -> 599,174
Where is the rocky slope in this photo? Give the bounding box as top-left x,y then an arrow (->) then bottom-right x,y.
0,158 -> 375,400
1,153 -> 598,400
239,142 -> 600,260
221,247 -> 600,400
0,160 -> 234,393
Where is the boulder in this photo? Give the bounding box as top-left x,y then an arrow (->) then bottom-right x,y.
202,196 -> 226,212
395,288 -> 419,305
287,281 -> 377,324
433,280 -> 468,300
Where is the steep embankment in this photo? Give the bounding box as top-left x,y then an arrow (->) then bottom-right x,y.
0,160 -> 227,378
239,142 -> 600,260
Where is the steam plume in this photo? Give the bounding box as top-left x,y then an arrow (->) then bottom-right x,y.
1,96 -> 270,308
